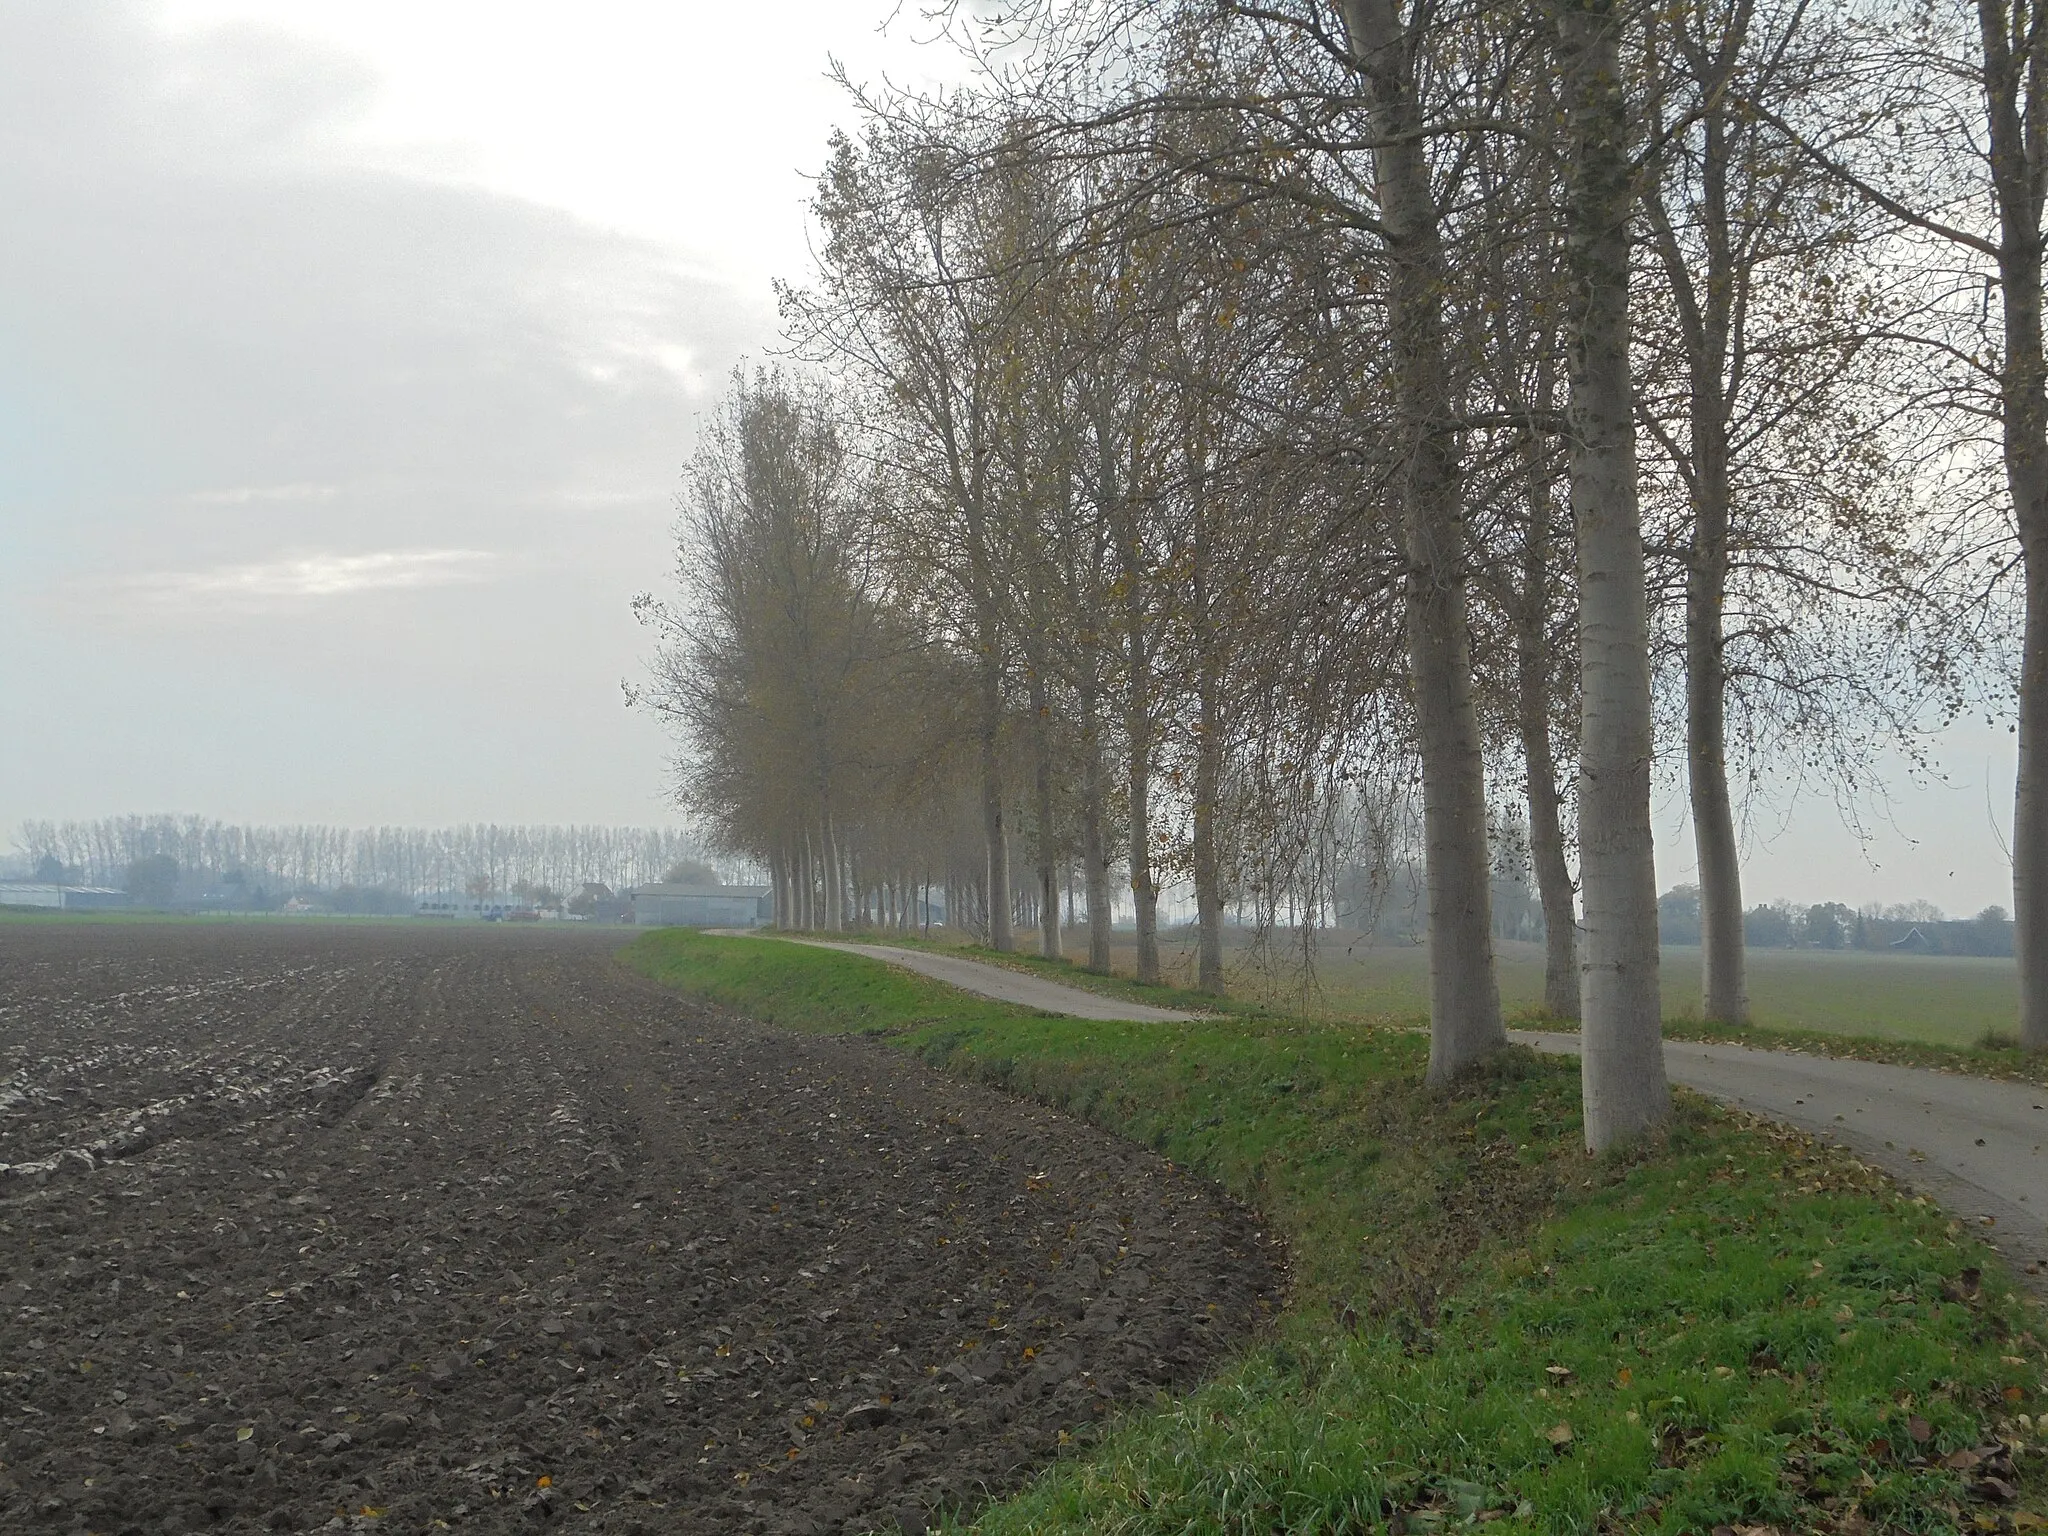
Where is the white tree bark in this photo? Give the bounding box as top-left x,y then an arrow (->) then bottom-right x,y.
1978,1 -> 2048,1053
1556,0 -> 1671,1148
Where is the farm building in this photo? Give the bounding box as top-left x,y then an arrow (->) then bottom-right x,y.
627,883 -> 771,927
0,883 -> 131,912
414,890 -> 539,921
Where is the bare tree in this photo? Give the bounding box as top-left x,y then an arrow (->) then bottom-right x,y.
788,124 -> 1031,949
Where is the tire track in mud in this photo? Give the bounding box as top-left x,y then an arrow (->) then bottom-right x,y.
0,923 -> 1283,1535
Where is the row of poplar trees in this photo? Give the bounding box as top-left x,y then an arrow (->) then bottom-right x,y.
643,0 -> 2048,1148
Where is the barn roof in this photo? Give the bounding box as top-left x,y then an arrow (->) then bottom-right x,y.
630,884 -> 770,899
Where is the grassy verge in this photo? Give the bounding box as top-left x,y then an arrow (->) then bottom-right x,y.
898,932 -> 2024,1051
820,927 -> 2048,1088
624,929 -> 2046,1535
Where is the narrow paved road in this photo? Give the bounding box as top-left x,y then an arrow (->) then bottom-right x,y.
1515,1031 -> 2046,1284
787,939 -> 1208,1022
757,941 -> 2048,1286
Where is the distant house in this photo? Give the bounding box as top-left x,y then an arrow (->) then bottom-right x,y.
566,882 -> 630,922
627,883 -> 771,928
1888,925 -> 1934,953
0,882 -> 130,912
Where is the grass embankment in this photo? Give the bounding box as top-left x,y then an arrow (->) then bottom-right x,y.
940,932 -> 2023,1049
860,930 -> 2048,1087
625,929 -> 2045,1535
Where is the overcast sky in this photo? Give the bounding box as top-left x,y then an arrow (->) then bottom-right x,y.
0,1 -> 2021,915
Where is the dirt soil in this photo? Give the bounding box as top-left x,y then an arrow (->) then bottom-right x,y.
0,922 -> 1284,1536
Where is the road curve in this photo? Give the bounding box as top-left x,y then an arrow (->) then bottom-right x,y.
784,939 -> 1209,1023
1514,1031 -> 2048,1288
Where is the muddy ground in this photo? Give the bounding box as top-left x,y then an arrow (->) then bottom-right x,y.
0,921 -> 1283,1535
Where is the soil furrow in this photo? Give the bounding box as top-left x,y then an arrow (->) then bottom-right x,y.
0,922 -> 1282,1535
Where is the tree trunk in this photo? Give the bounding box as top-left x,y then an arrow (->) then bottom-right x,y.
2019,512 -> 2048,1052
1121,530 -> 1162,985
798,832 -> 815,931
1653,67 -> 1749,1027
1557,0 -> 1671,1148
822,814 -> 845,932
1192,651 -> 1226,994
978,645 -> 1015,952
1517,442 -> 1581,1020
1079,662 -> 1114,973
1980,0 -> 2048,1052
1188,453 -> 1228,995
1029,666 -> 1064,960
1686,447 -> 1748,1023
1340,0 -> 1505,1081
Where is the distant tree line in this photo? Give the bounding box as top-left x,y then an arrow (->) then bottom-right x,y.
1657,885 -> 2015,958
12,817 -> 722,904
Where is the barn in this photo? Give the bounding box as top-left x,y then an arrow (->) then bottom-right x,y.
627,883 -> 771,928
0,883 -> 131,911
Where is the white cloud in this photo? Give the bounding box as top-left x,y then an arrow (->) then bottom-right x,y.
116,548 -> 497,603
148,1 -> 975,286
178,482 -> 340,505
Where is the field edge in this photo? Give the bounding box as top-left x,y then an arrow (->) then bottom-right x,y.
622,928 -> 2048,1535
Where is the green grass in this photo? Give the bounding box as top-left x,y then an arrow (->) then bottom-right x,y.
623,929 -> 2047,1535
1658,946 -> 2021,1048
1010,929 -> 2021,1047
841,928 -> 2048,1085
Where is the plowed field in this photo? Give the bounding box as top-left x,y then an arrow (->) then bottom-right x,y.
0,922 -> 1283,1535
